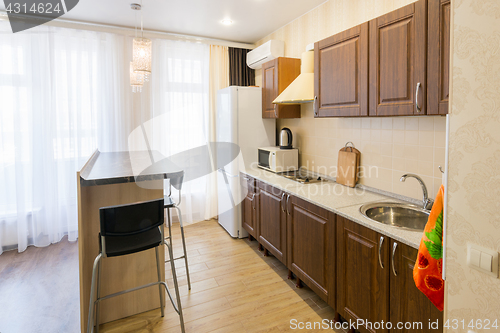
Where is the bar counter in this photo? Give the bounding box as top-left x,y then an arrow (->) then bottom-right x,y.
77,150 -> 181,332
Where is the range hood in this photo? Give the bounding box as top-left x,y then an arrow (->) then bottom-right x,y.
273,50 -> 314,104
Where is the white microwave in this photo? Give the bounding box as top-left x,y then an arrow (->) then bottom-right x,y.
258,147 -> 298,173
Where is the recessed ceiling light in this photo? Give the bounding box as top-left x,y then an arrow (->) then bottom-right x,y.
221,19 -> 233,25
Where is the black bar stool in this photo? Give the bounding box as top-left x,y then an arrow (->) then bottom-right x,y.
87,198 -> 185,333
165,171 -> 191,290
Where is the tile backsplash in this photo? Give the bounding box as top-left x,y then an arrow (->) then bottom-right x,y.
276,104 -> 446,201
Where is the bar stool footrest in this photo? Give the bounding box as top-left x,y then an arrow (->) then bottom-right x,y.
94,281 -> 180,314
165,255 -> 186,263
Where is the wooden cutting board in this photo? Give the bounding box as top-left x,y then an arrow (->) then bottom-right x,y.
337,144 -> 360,187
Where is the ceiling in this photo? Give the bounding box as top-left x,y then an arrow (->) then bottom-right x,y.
0,0 -> 327,44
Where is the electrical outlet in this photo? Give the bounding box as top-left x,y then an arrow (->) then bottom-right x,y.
467,243 -> 499,278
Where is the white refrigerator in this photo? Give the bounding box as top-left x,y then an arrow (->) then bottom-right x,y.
216,86 -> 275,238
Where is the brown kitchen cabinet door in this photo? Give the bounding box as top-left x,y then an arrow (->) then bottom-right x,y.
257,181 -> 287,264
390,240 -> 443,332
369,0 -> 427,116
241,175 -> 258,239
262,59 -> 277,118
262,57 -> 301,119
427,0 -> 450,115
337,216 -> 390,333
315,22 -> 369,117
286,195 -> 336,305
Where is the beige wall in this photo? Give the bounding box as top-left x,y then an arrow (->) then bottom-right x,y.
446,0 -> 500,330
254,0 -> 446,201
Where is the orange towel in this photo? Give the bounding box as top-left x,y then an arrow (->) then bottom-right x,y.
413,185 -> 445,311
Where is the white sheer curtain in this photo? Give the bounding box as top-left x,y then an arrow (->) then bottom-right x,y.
0,22 -> 134,254
208,46 -> 229,221
0,22 -> 217,253
143,39 -> 216,224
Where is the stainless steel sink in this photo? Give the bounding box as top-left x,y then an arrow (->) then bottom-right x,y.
359,202 -> 430,231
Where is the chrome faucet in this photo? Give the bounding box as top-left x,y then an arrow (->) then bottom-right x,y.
400,174 -> 434,210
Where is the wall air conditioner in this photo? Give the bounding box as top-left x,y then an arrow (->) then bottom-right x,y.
246,40 -> 285,70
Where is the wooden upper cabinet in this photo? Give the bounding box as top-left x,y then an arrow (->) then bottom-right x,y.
315,23 -> 369,117
427,0 -> 450,115
390,240 -> 443,332
262,57 -> 301,119
257,181 -> 287,264
262,62 -> 277,117
241,175 -> 257,239
287,196 -> 336,305
369,0 -> 427,116
337,216 -> 390,333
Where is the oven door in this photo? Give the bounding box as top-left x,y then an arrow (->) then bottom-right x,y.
258,149 -> 272,170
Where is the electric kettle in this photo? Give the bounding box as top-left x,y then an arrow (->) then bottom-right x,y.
279,128 -> 293,149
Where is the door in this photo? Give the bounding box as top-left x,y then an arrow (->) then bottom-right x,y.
236,87 -> 276,172
262,59 -> 278,118
217,168 -> 247,238
287,196 -> 336,304
427,0 -> 450,115
262,58 -> 301,119
315,23 -> 369,117
390,240 -> 443,332
216,86 -> 238,144
241,175 -> 257,238
216,86 -> 245,176
369,0 -> 427,116
258,181 -> 287,264
337,216 -> 389,333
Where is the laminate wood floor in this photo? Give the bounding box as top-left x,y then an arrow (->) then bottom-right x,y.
0,220 -> 340,333
0,235 -> 80,333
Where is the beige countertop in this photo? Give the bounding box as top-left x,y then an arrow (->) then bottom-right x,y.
242,167 -> 424,249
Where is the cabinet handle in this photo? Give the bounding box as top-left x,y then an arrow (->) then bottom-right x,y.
281,193 -> 286,212
252,193 -> 256,210
286,195 -> 291,215
274,104 -> 278,118
314,96 -> 318,116
378,236 -> 385,269
415,82 -> 422,113
392,242 -> 398,276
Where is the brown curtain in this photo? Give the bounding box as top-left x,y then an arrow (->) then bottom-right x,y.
228,47 -> 255,86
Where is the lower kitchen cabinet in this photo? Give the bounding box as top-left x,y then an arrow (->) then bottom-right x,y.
255,181 -> 336,304
241,174 -> 258,239
287,196 -> 336,305
243,177 -> 443,333
337,216 -> 443,333
390,240 -> 443,332
337,216 -> 390,333
257,181 -> 287,264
